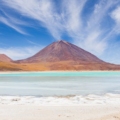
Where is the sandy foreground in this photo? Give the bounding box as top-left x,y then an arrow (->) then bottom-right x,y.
0,105 -> 120,120
0,94 -> 120,120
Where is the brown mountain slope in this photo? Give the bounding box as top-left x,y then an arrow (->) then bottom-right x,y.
0,61 -> 120,71
18,40 -> 104,63
0,54 -> 12,62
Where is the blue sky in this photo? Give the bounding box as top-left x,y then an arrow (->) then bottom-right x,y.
0,0 -> 120,64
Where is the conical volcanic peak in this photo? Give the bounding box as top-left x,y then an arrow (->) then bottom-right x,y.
57,40 -> 65,42
19,40 -> 104,63
57,40 -> 70,45
0,54 -> 12,62
6,41 -> 120,71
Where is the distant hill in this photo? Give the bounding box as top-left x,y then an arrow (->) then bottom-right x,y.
0,54 -> 12,62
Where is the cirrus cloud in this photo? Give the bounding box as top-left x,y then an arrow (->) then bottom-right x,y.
0,0 -> 120,61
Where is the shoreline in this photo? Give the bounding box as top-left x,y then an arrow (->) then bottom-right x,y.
0,70 -> 120,74
0,70 -> 120,72
0,93 -> 120,106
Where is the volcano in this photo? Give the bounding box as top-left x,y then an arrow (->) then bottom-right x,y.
14,40 -> 120,70
0,40 -> 120,71
18,40 -> 104,63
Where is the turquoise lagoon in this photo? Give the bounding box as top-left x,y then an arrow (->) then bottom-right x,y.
0,72 -> 120,96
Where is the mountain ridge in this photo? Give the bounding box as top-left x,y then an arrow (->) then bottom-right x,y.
0,40 -> 120,71
17,40 -> 104,63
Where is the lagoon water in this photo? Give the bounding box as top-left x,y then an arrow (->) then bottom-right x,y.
0,72 -> 120,96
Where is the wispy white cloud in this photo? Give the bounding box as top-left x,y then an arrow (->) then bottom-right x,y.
61,0 -> 87,35
111,6 -> 120,25
73,0 -> 119,55
27,40 -> 42,47
111,6 -> 120,34
1,0 -> 120,59
1,0 -> 87,39
1,0 -> 64,39
0,16 -> 27,35
0,46 -> 43,60
0,7 -> 29,35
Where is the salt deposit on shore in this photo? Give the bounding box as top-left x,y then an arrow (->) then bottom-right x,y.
0,93 -> 120,106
